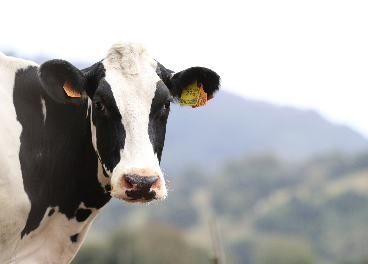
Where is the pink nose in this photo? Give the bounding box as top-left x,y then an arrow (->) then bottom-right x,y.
123,174 -> 159,200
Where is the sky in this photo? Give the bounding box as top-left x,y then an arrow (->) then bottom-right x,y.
1,0 -> 368,137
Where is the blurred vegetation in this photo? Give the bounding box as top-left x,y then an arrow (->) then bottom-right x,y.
72,223 -> 209,264
252,235 -> 317,264
71,150 -> 368,264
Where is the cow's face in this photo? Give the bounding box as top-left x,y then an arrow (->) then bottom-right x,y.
38,41 -> 220,203
88,43 -> 171,202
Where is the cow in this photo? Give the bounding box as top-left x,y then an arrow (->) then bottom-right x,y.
0,41 -> 220,264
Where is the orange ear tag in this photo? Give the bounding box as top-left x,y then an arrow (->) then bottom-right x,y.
63,81 -> 81,98
192,84 -> 207,108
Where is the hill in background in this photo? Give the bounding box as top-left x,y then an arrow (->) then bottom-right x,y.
161,90 -> 368,175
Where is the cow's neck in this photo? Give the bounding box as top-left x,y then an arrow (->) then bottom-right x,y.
11,66 -> 111,263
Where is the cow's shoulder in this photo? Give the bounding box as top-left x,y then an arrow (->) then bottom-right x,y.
0,52 -> 39,67
0,53 -> 39,98
0,52 -> 39,78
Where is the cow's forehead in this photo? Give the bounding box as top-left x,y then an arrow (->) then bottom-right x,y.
101,42 -> 160,111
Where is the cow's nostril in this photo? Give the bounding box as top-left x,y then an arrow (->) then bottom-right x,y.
121,175 -> 133,189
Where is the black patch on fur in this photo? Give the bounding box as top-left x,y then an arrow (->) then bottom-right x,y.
70,233 -> 79,243
105,184 -> 111,193
76,208 -> 92,222
102,167 -> 110,178
83,62 -> 106,98
91,80 -> 125,172
48,208 -> 55,217
13,66 -> 111,238
149,81 -> 171,162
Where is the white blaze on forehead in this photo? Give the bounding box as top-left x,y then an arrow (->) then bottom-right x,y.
102,42 -> 165,194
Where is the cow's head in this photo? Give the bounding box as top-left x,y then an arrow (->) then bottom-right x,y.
38,41 -> 220,203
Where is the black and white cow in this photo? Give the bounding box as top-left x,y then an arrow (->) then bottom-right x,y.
0,42 -> 220,263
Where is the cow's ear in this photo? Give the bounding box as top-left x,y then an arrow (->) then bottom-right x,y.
167,66 -> 220,101
38,59 -> 85,104
156,62 -> 220,100
155,61 -> 174,88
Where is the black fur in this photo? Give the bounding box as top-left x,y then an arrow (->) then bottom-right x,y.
83,62 -> 106,98
48,209 -> 55,217
76,209 -> 92,222
89,80 -> 125,173
70,233 -> 79,243
149,81 -> 171,162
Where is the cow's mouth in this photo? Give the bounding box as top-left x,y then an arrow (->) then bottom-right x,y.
124,174 -> 158,201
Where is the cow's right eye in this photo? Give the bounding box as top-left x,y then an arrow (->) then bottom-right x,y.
94,102 -> 105,111
164,101 -> 171,110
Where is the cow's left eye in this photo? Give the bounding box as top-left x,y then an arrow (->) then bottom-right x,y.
163,101 -> 171,110
94,102 -> 105,111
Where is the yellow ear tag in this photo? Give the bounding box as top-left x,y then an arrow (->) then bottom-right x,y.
192,84 -> 207,108
179,80 -> 201,106
63,81 -> 81,98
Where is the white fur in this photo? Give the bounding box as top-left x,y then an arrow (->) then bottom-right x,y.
41,97 -> 46,123
0,53 -> 37,263
97,155 -> 111,192
13,205 -> 102,264
102,42 -> 167,200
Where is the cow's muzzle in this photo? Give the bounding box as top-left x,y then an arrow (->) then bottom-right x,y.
123,174 -> 159,201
